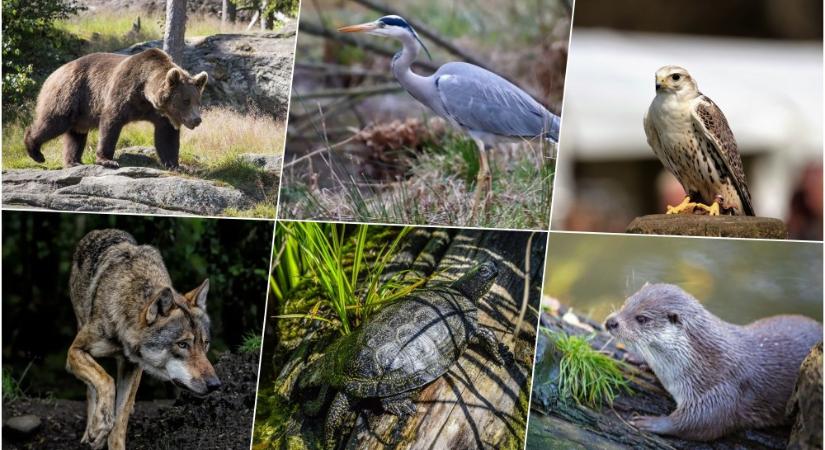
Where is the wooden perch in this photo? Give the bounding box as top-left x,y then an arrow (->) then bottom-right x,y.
528,310 -> 793,450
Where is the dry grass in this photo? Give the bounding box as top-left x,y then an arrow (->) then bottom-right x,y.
279,131 -> 555,229
2,107 -> 284,170
58,11 -> 251,54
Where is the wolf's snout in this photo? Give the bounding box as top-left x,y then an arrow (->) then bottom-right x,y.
206,376 -> 222,392
605,317 -> 619,331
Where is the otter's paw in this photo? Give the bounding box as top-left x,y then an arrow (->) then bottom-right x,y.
95,158 -> 120,169
630,415 -> 674,435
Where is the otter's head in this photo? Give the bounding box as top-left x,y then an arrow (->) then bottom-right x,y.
603,283 -> 709,357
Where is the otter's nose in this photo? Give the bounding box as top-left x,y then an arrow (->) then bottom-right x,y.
605,318 -> 619,331
205,376 -> 222,392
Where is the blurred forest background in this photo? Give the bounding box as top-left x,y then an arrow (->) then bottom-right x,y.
543,232 -> 823,324
553,0 -> 822,240
2,211 -> 272,400
278,0 -> 571,229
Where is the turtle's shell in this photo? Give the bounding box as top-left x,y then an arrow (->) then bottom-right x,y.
329,286 -> 477,398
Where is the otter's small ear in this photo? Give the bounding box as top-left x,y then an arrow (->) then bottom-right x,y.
667,313 -> 680,325
193,71 -> 208,93
184,278 -> 209,310
166,68 -> 183,86
146,287 -> 175,324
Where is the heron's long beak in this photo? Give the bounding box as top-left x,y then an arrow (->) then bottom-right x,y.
338,21 -> 379,33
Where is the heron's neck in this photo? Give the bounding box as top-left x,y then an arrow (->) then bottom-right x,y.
391,32 -> 429,101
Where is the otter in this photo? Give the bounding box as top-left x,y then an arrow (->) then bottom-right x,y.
604,283 -> 822,441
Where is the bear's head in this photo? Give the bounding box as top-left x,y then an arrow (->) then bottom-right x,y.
156,68 -> 209,130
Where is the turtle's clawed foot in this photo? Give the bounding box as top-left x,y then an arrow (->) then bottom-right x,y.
666,196 -> 696,214
381,396 -> 417,417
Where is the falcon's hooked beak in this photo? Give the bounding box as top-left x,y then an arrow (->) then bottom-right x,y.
655,76 -> 664,91
338,21 -> 379,33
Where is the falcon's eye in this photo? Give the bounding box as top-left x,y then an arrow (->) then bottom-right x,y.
671,74 -> 681,81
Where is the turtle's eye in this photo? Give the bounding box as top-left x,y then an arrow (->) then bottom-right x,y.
635,315 -> 650,325
671,74 -> 681,81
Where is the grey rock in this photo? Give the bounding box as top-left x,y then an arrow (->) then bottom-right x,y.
119,26 -> 297,119
3,165 -> 253,216
238,153 -> 283,172
4,415 -> 41,434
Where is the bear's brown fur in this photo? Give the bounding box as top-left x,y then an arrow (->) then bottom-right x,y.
24,48 -> 208,169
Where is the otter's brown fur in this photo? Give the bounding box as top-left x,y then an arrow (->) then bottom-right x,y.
604,283 -> 822,441
24,48 -> 207,169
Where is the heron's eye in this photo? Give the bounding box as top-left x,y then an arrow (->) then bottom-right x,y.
635,315 -> 649,325
378,21 -> 386,28
671,74 -> 681,81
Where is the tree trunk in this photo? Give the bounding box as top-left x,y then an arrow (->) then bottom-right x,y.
163,0 -> 187,64
260,0 -> 272,30
221,0 -> 236,27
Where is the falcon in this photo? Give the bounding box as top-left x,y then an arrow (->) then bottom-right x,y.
643,66 -> 754,216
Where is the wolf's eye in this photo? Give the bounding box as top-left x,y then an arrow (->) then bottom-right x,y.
177,342 -> 190,350
635,315 -> 649,325
671,74 -> 681,81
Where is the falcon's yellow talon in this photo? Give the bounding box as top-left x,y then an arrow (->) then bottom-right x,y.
694,201 -> 721,216
666,196 -> 696,214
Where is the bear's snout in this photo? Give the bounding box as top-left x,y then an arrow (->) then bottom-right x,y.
183,116 -> 203,130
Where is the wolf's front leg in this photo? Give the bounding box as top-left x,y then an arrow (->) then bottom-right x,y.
66,330 -> 116,450
107,358 -> 143,450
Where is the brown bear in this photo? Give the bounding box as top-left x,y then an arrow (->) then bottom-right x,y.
24,48 -> 207,169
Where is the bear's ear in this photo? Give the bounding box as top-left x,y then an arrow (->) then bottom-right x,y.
166,68 -> 183,86
193,72 -> 208,93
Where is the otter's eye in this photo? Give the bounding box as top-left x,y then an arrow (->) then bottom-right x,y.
635,315 -> 649,325
177,342 -> 190,350
671,74 -> 681,81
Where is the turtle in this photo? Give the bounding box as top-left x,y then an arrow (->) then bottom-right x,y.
300,261 -> 505,448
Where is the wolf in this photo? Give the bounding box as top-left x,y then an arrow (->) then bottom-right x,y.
67,229 -> 221,450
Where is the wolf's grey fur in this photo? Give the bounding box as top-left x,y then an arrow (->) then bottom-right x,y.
67,229 -> 219,450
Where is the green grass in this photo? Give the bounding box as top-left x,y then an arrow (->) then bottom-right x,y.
545,329 -> 630,407
271,223 -> 426,335
2,363 -> 31,401
239,332 -> 263,354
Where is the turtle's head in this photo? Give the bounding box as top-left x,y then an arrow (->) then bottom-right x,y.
453,261 -> 498,301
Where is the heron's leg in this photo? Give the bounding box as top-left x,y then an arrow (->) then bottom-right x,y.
470,137 -> 489,221
665,196 -> 696,214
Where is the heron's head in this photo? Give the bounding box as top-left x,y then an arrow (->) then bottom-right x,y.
654,66 -> 698,96
338,15 -> 432,60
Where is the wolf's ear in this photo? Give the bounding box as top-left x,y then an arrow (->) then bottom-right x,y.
146,287 -> 175,324
184,278 -> 209,310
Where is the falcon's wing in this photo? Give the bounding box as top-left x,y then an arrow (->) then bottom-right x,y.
434,62 -> 560,142
643,109 -> 662,153
690,95 -> 755,215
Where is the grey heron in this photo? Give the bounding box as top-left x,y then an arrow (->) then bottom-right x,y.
339,15 -> 560,220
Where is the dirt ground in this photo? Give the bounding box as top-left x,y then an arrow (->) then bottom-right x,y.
2,352 -> 258,450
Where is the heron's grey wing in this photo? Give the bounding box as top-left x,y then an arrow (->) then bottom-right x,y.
690,95 -> 755,215
434,62 -> 560,142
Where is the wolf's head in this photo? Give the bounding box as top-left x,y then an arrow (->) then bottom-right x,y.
134,279 -> 221,395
